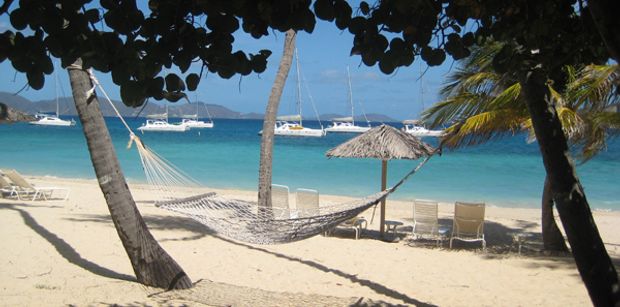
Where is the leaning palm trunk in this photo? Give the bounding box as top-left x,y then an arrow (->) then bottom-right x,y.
541,176 -> 569,252
520,67 -> 619,306
257,30 -> 297,209
67,59 -> 192,290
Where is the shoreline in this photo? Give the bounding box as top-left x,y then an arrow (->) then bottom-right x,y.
29,173 -> 620,212
2,174 -> 620,305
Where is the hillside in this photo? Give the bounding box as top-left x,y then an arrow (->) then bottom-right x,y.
0,92 -> 398,122
0,102 -> 35,123
0,92 -> 242,119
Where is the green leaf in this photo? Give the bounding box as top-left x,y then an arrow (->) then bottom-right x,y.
10,8 -> 28,30
26,69 -> 44,90
165,73 -> 185,92
186,73 -> 200,91
314,0 -> 335,21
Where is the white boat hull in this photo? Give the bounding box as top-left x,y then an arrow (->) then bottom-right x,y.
259,121 -> 326,137
29,116 -> 75,126
180,119 -> 214,128
402,126 -> 444,137
138,119 -> 189,132
274,127 -> 325,137
325,125 -> 370,133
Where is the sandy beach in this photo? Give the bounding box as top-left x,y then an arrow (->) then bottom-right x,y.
1,175 -> 619,306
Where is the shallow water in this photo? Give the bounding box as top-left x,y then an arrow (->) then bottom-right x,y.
1,117 -> 618,210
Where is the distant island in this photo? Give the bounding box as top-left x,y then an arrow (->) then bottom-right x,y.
0,91 -> 398,123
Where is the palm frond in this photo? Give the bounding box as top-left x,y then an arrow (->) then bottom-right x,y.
422,92 -> 491,127
557,107 -> 585,139
441,108 -> 528,148
487,83 -> 523,110
566,64 -> 619,110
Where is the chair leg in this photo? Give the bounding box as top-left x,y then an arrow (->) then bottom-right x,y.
449,237 -> 454,248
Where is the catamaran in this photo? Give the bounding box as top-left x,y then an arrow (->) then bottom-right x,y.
401,119 -> 444,137
180,114 -> 214,128
325,66 -> 371,133
30,113 -> 76,126
138,106 -> 188,133
30,70 -> 76,127
177,99 -> 214,128
260,48 -> 325,137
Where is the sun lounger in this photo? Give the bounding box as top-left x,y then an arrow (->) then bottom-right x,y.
2,169 -> 70,201
450,201 -> 486,249
340,216 -> 367,240
0,173 -> 19,199
412,199 -> 448,246
271,184 -> 290,219
296,188 -> 319,218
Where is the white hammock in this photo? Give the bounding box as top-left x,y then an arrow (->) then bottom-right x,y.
84,68 -> 433,244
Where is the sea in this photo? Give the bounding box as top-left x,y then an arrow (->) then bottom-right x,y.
1,116 -> 618,210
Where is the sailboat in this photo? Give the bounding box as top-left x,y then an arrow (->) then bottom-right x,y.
30,69 -> 76,127
138,105 -> 188,132
260,48 -> 325,137
401,119 -> 444,137
402,64 -> 444,138
325,66 -> 371,133
178,99 -> 214,128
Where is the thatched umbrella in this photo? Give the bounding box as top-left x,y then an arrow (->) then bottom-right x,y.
326,124 -> 436,236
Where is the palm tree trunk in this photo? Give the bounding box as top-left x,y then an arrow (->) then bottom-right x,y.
520,67 -> 619,306
257,30 -> 297,208
541,175 -> 569,252
67,59 -> 192,290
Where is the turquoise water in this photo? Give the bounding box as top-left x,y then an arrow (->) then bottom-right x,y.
1,117 -> 618,210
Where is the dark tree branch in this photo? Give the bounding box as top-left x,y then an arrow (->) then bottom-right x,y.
0,0 -> 14,15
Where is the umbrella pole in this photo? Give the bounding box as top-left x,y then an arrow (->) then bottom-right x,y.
380,160 -> 387,237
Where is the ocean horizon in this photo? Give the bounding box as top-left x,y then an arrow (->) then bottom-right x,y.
1,116 -> 618,211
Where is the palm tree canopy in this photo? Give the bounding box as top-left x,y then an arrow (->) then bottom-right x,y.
326,124 -> 435,160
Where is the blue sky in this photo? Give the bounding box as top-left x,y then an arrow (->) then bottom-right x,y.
0,8 -> 456,120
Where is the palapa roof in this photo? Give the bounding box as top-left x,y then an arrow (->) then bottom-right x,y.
326,124 -> 435,160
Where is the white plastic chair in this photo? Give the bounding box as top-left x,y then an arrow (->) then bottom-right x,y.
450,201 -> 486,250
270,184 -> 290,219
412,199 -> 448,246
3,169 -> 70,201
296,188 -> 319,218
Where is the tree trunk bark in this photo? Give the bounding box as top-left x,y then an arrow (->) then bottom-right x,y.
520,67 -> 619,306
257,30 -> 297,208
541,175 -> 569,252
67,59 -> 192,290
588,0 -> 620,62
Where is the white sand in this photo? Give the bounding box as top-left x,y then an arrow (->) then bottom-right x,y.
1,175 -> 619,306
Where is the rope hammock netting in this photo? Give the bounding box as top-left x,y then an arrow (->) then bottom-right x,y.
79,66 -> 434,244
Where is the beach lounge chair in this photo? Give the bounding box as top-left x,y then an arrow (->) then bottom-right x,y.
271,184 -> 290,219
450,201 -> 486,249
339,217 -> 368,240
296,188 -> 319,218
0,173 -> 19,199
3,169 -> 70,201
412,199 -> 448,246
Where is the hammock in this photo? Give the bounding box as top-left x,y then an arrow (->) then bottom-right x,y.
83,67 -> 434,244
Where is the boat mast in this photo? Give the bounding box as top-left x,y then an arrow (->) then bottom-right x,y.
419,62 -> 424,117
54,68 -> 60,118
295,48 -> 303,126
346,66 -> 355,125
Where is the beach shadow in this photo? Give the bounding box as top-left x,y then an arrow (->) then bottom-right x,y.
68,213 -> 434,306
0,203 -> 135,282
214,235 -> 435,307
66,214 -> 216,242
